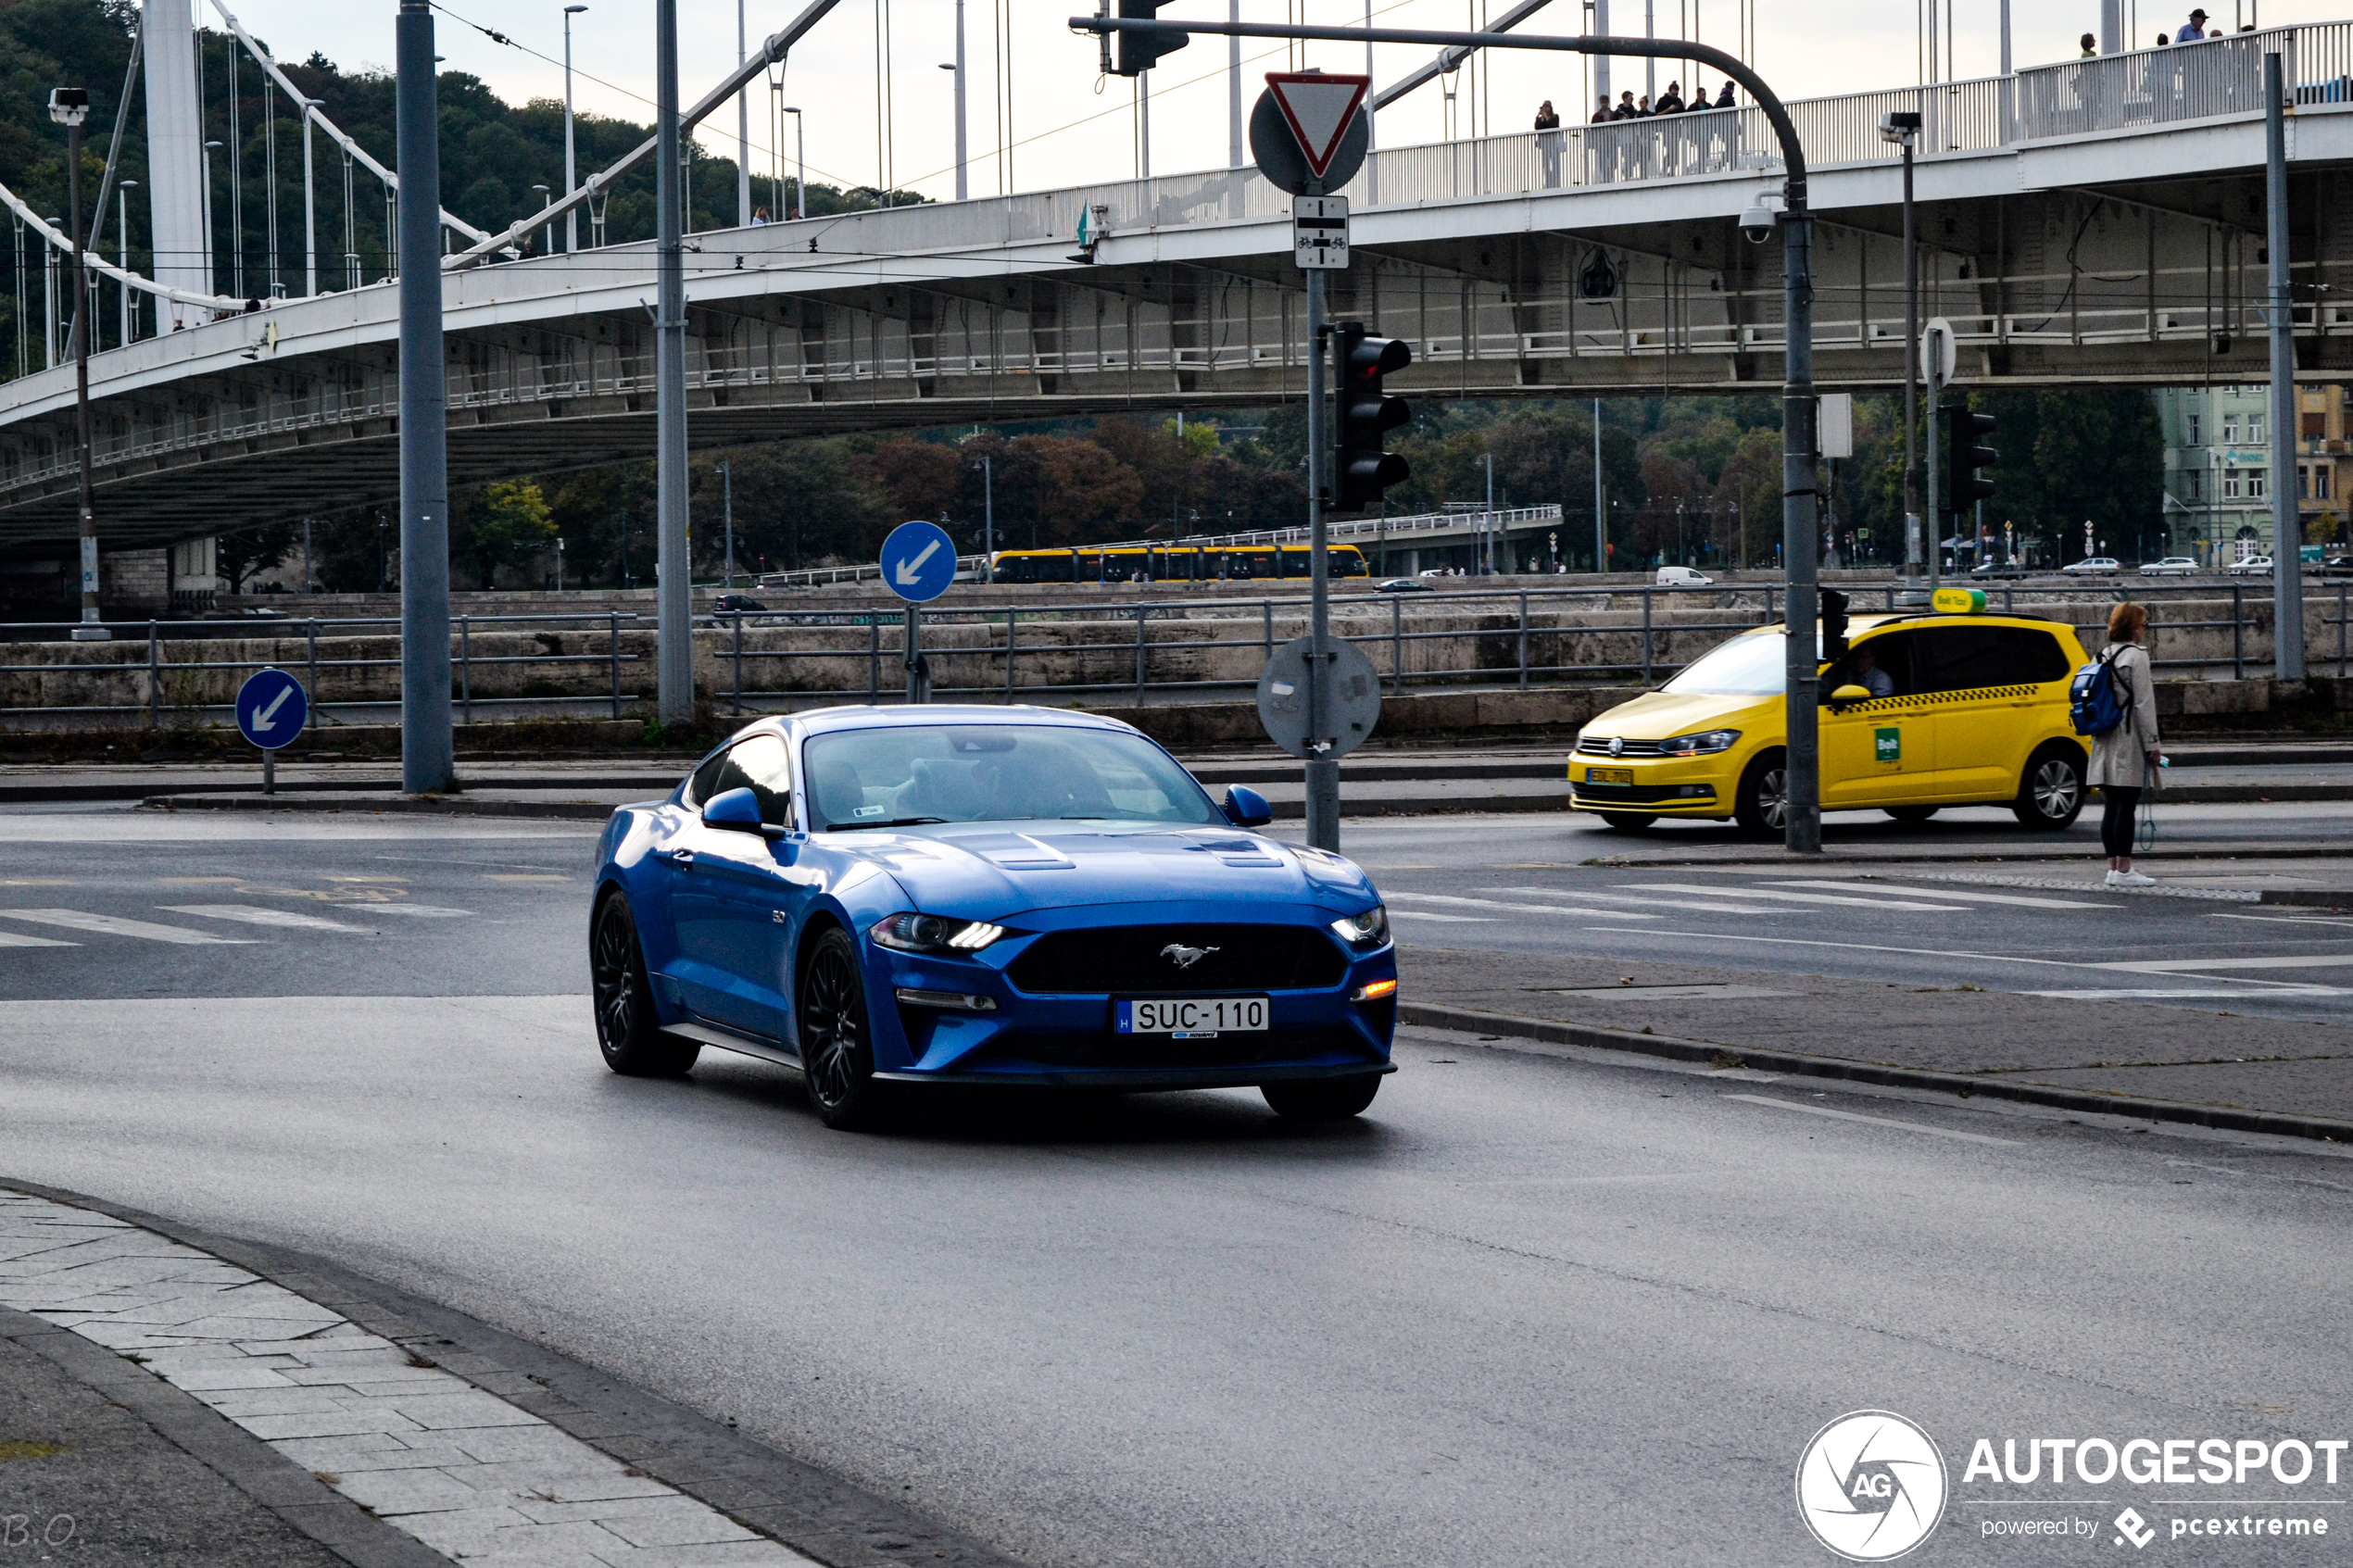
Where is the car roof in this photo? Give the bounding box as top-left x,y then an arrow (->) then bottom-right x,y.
775,704 -> 1143,739
1736,610 -> 2070,636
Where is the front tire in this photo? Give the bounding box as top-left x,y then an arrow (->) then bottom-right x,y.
2012,743 -> 2088,830
798,926 -> 891,1131
1732,749 -> 1789,839
1598,811 -> 1658,832
1884,805 -> 1940,823
1262,1074 -> 1382,1121
591,891 -> 699,1077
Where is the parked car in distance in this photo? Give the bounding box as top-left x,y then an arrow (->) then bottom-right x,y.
1371,578 -> 1433,594
1655,566 -> 1715,586
2322,555 -> 2353,578
2062,557 -> 2121,575
2228,555 -> 2274,576
712,594 -> 771,613
2140,557 -> 2200,577
1970,560 -> 2025,578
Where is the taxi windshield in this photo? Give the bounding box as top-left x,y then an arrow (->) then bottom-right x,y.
1661,631 -> 1822,696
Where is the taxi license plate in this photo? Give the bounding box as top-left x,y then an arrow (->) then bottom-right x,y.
1585,766 -> 1633,785
1117,997 -> 1267,1037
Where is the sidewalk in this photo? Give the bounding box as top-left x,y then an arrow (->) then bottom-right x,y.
1395,943 -> 2353,1139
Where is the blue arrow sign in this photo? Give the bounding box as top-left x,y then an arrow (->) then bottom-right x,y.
235,668 -> 308,750
880,520 -> 957,604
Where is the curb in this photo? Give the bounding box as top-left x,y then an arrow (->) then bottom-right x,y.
0,1298 -> 449,1568
0,1178 -> 1031,1568
2,775 -> 681,806
2259,889 -> 2353,907
1587,838 -> 2353,866
139,794 -> 623,821
1394,1001 -> 2353,1145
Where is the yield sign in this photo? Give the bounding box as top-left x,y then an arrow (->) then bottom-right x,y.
1264,73 -> 1369,180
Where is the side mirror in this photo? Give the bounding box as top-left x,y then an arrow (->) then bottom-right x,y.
700,786 -> 766,834
1222,785 -> 1273,828
1825,683 -> 1872,711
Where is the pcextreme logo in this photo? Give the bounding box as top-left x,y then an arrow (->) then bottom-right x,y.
1796,1411 -> 1949,1562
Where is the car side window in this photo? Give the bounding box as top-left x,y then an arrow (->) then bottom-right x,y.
1919,627 -> 2069,692
1825,632 -> 1922,699
685,749 -> 731,808
704,734 -> 795,827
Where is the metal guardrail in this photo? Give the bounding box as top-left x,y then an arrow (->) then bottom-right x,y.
0,610 -> 642,728
5,581 -> 2347,732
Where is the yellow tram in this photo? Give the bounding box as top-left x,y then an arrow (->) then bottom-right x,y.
988,543 -> 1370,584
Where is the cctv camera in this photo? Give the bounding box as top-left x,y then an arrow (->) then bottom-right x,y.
1740,204 -> 1777,243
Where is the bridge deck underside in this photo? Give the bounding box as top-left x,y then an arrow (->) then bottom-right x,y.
2,166 -> 2347,552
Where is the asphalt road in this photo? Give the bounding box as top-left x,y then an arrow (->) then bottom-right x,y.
6,803 -> 2353,1566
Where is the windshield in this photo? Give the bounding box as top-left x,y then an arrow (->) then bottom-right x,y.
1661,632 -> 1821,696
803,724 -> 1225,830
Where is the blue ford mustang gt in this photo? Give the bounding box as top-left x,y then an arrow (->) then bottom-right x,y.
590,705 -> 1398,1129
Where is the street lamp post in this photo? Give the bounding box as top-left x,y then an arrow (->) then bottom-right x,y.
654,0 -> 692,725
737,0 -> 752,226
780,104 -> 805,220
532,184 -> 552,255
1882,111 -> 1922,586
564,6 -> 587,252
116,180 -> 134,346
396,1 -> 454,791
1076,10 -> 1824,849
49,88 -> 106,640
721,458 -> 735,589
944,0 -> 968,201
974,454 -> 995,561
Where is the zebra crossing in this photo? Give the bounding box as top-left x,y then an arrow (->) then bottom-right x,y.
0,897 -> 476,949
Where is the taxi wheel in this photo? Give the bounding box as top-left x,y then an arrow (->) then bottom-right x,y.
1884,806 -> 1940,823
1732,750 -> 1789,839
1262,1073 -> 1383,1121
2012,744 -> 2087,830
1599,812 -> 1658,832
799,926 -> 892,1131
591,891 -> 699,1078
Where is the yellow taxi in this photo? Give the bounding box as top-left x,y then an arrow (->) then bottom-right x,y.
1569,592 -> 2095,836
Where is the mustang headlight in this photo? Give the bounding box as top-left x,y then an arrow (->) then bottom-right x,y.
872,912 -> 1007,955
1329,905 -> 1390,948
1663,728 -> 1741,757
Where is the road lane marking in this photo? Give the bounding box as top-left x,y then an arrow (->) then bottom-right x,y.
1631,881 -> 1972,913
1389,891 -> 1659,920
2024,986 -> 2346,999
1571,928 -> 2095,969
1776,879 -> 2118,911
2096,953 -> 2353,973
1490,885 -> 1822,917
332,902 -> 472,918
160,904 -> 375,934
0,909 -> 252,945
0,879 -> 73,886
1722,1093 -> 2023,1147
1390,910 -> 1498,922
484,873 -> 570,882
0,930 -> 75,947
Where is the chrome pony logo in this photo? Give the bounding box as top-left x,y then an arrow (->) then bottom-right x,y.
1159,944 -> 1220,970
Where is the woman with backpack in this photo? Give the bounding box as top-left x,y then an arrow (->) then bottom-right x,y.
2088,601 -> 2162,886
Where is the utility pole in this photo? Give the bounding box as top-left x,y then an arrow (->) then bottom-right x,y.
1305,261 -> 1337,849
655,0 -> 693,725
51,88 -> 105,640
1885,111 -> 1923,586
949,0 -> 968,201
395,1 -> 452,790
1228,0 -> 1243,168
2267,48 -> 2305,678
737,0 -> 752,224
565,6 -> 586,251
1593,397 -> 1606,571
722,458 -> 736,590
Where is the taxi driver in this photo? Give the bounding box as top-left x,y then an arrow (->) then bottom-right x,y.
1848,645 -> 1894,698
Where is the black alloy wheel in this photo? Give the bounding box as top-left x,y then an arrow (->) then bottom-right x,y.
590,892 -> 699,1077
1261,1073 -> 1383,1120
2013,744 -> 2087,830
1884,805 -> 1940,823
799,926 -> 890,1130
1732,750 -> 1789,839
1598,811 -> 1659,832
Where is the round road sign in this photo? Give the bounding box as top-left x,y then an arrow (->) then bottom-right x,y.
234,667 -> 308,750
880,520 -> 957,604
1256,635 -> 1381,761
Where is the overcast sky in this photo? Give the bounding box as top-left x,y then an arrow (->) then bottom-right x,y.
214,0 -> 2322,204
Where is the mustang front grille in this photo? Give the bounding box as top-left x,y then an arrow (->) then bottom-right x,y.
1008,924 -> 1348,995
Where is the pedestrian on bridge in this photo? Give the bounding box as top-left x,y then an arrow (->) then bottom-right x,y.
1592,95 -> 1614,124
2175,8 -> 2208,43
2089,601 -> 2162,887
1535,101 -> 1564,187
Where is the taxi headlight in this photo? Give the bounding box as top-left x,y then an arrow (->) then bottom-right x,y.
1663,728 -> 1741,757
872,912 -> 1007,955
1330,905 -> 1390,948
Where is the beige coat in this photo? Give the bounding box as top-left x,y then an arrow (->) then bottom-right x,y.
2086,642 -> 2160,790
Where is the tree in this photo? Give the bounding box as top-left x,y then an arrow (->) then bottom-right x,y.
854,437 -> 963,523
454,480 -> 557,588
216,521 -> 296,593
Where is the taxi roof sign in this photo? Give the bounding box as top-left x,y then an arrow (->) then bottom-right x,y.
1931,587 -> 1987,614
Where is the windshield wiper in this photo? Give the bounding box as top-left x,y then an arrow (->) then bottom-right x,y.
824,816 -> 949,832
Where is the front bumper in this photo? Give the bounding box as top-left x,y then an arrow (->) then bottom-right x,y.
1567,756 -> 1732,816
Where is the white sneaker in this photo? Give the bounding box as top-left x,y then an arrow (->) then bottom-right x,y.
2108,870 -> 2157,887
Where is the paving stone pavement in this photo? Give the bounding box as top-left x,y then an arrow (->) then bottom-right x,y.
0,1192 -> 818,1568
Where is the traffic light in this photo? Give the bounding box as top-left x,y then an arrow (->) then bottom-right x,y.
1333,321 -> 1412,514
1944,407 -> 1997,512
1109,0 -> 1189,78
1819,587 -> 1850,662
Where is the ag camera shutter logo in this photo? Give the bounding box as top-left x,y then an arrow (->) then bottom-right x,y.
1795,1411 -> 1948,1562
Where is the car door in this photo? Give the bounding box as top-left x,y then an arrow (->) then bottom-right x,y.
1818,630 -> 1937,807
664,734 -> 813,1040
1911,624 -> 2074,799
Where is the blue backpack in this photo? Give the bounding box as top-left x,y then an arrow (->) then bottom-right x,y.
2070,650 -> 2130,737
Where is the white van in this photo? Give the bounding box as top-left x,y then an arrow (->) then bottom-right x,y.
1655,565 -> 1715,586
